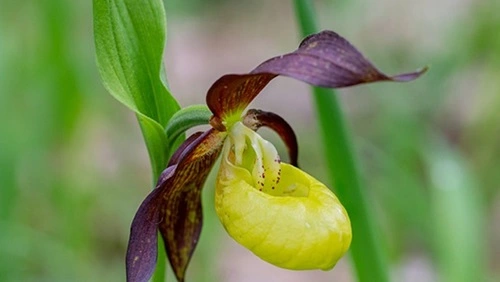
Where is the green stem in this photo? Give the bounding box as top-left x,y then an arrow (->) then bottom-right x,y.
292,1 -> 390,282
153,238 -> 167,282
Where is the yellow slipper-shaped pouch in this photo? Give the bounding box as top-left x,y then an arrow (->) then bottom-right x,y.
215,122 -> 351,270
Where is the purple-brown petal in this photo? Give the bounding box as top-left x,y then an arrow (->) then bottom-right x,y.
167,132 -> 204,167
158,129 -> 226,282
252,30 -> 427,87
243,109 -> 299,167
126,129 -> 226,282
126,166 -> 176,282
206,30 -> 426,118
206,73 -> 276,121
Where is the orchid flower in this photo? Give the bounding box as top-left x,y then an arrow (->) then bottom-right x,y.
125,30 -> 426,282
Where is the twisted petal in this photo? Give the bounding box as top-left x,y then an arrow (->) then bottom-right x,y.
215,123 -> 351,270
207,30 -> 427,119
243,109 -> 299,167
126,129 -> 226,282
126,166 -> 175,282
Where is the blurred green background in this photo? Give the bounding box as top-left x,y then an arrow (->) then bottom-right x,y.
1,0 -> 499,281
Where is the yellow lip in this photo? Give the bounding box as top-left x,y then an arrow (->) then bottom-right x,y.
215,122 -> 352,270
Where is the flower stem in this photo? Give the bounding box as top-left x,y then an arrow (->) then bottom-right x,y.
153,238 -> 167,282
292,1 -> 390,282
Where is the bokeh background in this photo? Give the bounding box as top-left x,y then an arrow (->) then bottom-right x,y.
1,0 -> 499,281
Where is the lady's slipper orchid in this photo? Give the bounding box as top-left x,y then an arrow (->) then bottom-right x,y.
126,30 -> 426,282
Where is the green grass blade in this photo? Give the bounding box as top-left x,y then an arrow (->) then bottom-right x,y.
427,137 -> 486,282
292,1 -> 390,282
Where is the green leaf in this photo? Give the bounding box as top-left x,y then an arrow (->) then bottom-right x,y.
137,115 -> 169,181
165,105 -> 212,148
93,0 -> 180,180
93,0 -> 179,125
93,2 -> 180,280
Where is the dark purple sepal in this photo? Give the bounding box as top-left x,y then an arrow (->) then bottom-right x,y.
206,30 -> 426,118
126,166 -> 176,282
126,129 -> 226,282
389,67 -> 429,82
252,30 -> 427,87
158,129 -> 226,282
206,73 -> 276,121
243,109 -> 299,167
168,132 -> 204,167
